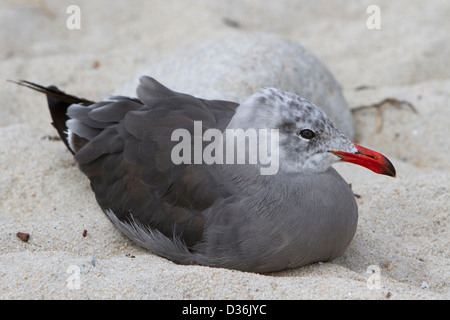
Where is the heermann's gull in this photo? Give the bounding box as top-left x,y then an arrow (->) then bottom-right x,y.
14,77 -> 395,273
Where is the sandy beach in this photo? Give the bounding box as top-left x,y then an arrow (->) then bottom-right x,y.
0,0 -> 448,299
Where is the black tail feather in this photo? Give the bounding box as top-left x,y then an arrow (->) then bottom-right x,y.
9,80 -> 95,154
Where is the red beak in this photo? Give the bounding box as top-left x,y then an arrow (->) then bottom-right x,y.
329,143 -> 396,177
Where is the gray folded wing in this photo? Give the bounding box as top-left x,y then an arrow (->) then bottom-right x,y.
70,77 -> 238,248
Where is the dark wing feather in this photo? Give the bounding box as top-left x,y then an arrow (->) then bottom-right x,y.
74,77 -> 238,248
10,80 -> 94,153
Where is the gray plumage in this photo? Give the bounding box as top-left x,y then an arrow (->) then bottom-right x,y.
18,77 -> 361,273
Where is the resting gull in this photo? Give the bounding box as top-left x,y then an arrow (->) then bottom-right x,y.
13,77 -> 395,273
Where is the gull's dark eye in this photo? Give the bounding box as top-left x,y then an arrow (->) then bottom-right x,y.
298,129 -> 316,140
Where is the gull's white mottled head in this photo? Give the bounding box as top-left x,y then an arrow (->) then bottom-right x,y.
228,87 -> 358,173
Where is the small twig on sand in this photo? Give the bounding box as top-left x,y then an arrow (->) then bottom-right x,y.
352,98 -> 418,133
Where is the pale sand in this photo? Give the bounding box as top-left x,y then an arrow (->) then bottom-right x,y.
0,0 -> 448,299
